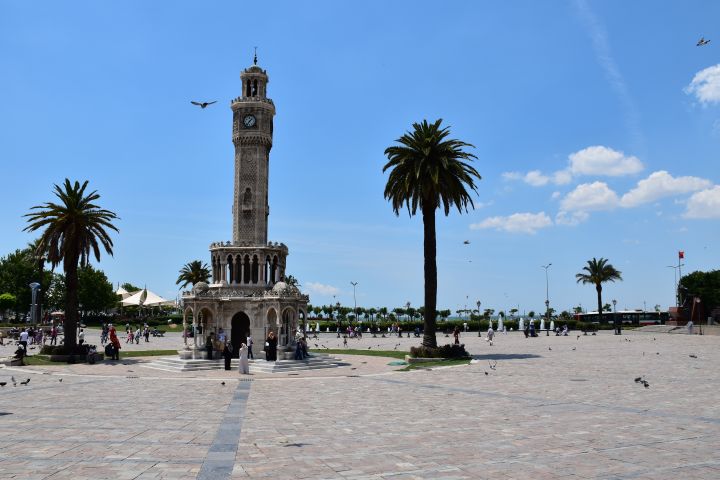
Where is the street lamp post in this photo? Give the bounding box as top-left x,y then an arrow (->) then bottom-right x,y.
29,282 -> 41,325
541,264 -> 552,333
476,300 -> 481,336
612,299 -> 618,335
666,264 -> 685,307
350,281 -> 358,325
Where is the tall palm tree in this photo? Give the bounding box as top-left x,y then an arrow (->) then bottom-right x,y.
24,179 -> 118,353
176,260 -> 211,289
383,119 -> 481,347
575,257 -> 623,323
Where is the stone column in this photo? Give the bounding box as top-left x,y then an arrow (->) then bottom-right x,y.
220,259 -> 227,283
240,261 -> 245,285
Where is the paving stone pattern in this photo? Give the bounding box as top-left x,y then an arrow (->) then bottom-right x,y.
1,331 -> 719,479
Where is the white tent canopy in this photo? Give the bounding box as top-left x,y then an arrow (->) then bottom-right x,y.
120,289 -> 169,307
115,286 -> 132,300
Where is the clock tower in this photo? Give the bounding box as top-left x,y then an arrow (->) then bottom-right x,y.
231,56 -> 275,244
180,56 -> 310,362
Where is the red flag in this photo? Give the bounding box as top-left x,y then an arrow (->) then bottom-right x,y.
679,251 -> 685,259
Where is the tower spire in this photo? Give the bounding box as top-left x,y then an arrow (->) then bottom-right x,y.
253,46 -> 257,65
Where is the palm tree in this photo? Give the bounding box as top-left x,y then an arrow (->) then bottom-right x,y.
575,257 -> 623,324
176,260 -> 211,289
24,179 -> 118,353
383,119 -> 481,347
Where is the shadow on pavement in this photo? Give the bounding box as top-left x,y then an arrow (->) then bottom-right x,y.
471,353 -> 542,360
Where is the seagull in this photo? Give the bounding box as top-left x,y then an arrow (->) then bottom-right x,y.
20,378 -> 30,385
463,240 -> 470,245
697,37 -> 711,47
191,100 -> 217,109
488,361 -> 497,370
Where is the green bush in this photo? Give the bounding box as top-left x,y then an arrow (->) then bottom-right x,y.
410,343 -> 469,359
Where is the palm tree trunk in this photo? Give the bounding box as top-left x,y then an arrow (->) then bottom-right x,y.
422,204 -> 438,348
63,252 -> 79,354
596,284 -> 603,324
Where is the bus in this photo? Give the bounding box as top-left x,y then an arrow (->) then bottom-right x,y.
574,310 -> 668,326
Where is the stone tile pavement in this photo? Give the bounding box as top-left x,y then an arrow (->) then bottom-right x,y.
1,330 -> 719,479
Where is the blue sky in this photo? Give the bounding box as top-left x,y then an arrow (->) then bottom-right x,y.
1,0 -> 719,316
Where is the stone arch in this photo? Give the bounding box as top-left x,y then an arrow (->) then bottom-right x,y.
230,311 -> 251,358
280,307 -> 296,347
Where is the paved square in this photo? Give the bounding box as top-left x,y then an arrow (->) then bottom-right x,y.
1,330 -> 719,479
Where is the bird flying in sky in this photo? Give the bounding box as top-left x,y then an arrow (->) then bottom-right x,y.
697,37 -> 710,46
191,100 -> 217,109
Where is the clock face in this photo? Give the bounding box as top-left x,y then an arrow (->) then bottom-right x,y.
243,115 -> 256,128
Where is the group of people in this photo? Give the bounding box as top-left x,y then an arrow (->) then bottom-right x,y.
121,323 -> 151,344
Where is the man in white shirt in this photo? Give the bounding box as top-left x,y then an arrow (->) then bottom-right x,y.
19,329 -> 29,350
78,329 -> 85,346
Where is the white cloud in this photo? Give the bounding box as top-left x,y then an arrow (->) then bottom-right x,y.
555,210 -> 589,226
560,181 -> 619,211
568,146 -> 643,176
524,170 -> 550,186
553,170 -> 573,185
303,282 -> 340,296
502,172 -> 522,181
620,171 -> 712,207
685,64 -> 720,104
684,186 -> 720,218
470,212 -> 553,235
501,146 -> 641,189
551,191 -> 561,200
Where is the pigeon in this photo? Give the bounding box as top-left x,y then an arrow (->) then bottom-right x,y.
314,344 -> 318,348
0,382 -> 6,387
11,376 -> 16,386
20,378 -> 30,385
191,100 -> 217,109
697,37 -> 711,47
489,361 -> 497,370
689,354 -> 698,359
577,335 -> 580,340
572,347 -> 576,351
643,381 -> 650,388
221,382 -> 225,386
58,378 -> 62,382
634,377 -> 643,383
548,347 -> 552,351
484,371 -> 489,375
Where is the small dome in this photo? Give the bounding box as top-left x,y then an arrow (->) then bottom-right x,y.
193,282 -> 209,294
271,281 -> 301,295
244,65 -> 264,74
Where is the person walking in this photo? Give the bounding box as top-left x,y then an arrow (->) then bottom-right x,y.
19,328 -> 28,351
126,328 -> 133,343
238,342 -> 250,374
223,343 -> 233,370
144,325 -> 150,343
246,334 -> 254,359
265,331 -> 277,361
78,328 -> 85,346
486,326 -> 495,346
50,325 -> 58,345
453,326 -> 460,345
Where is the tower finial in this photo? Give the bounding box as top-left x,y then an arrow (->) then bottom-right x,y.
253,46 -> 257,65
